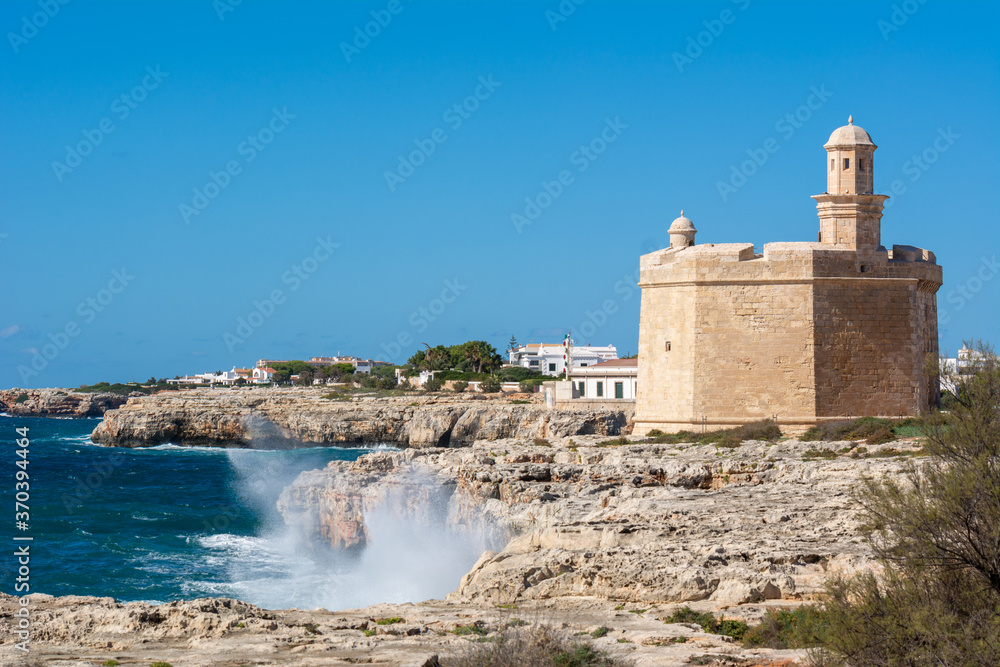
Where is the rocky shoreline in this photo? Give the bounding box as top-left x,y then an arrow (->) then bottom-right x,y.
0,388 -> 923,665
0,425 -> 923,665
88,388 -> 632,448
0,387 -> 129,418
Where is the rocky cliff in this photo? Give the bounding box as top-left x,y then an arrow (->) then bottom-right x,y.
0,387 -> 129,418
89,388 -> 632,448
278,435 -> 918,608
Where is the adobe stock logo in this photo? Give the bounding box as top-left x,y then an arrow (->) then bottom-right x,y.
7,0 -> 71,54
222,236 -> 338,352
51,66 -> 169,182
17,269 -> 135,384
379,278 -> 469,361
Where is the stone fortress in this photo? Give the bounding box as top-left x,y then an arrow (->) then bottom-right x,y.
634,117 -> 943,434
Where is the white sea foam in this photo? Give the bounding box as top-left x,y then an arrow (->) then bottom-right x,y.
202,437 -> 490,611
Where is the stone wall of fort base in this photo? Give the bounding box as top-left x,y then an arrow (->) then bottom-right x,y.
635,280 -> 818,434
635,284 -> 697,430
692,282 -> 817,422
813,279 -> 920,418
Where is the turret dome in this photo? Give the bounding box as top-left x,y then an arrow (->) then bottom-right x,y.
669,210 -> 696,233
669,210 -> 697,249
824,116 -> 875,148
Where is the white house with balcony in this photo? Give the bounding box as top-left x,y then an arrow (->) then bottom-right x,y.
508,343 -> 618,376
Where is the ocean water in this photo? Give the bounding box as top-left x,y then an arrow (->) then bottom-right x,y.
1,415 -> 486,610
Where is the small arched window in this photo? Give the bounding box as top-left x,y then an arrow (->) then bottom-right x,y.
830,158 -> 834,171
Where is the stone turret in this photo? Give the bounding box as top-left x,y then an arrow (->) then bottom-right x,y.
668,210 -> 697,249
812,116 -> 888,259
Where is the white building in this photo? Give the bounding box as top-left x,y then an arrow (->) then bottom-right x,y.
252,367 -> 277,383
509,343 -> 618,376
940,345 -> 988,394
570,358 -> 638,400
307,356 -> 389,375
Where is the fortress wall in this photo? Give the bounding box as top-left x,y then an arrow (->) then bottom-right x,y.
691,280 -> 816,423
916,285 -> 940,410
812,278 -> 922,418
635,281 -> 697,428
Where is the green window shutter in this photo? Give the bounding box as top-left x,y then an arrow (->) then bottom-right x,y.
596,382 -> 603,397
615,382 -> 624,399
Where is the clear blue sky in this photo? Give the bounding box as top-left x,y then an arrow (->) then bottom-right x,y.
2,0 -> 998,388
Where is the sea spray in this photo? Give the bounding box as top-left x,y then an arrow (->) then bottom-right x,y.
223,434 -> 499,609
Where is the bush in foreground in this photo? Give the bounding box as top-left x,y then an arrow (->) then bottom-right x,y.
816,341 -> 1000,666
665,605 -> 830,651
444,623 -> 629,667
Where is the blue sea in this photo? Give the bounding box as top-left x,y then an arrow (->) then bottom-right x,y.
1,415 -> 484,610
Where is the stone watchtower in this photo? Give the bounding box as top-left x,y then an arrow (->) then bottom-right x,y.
634,118 -> 943,435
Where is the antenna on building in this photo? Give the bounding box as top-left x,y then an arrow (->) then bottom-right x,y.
562,331 -> 573,381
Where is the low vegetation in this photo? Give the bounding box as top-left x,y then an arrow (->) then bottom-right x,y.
598,420 -> 783,448
444,622 -> 630,667
800,415 -> 936,445
663,607 -> 750,642
814,341 -> 1000,665
665,605 -> 830,650
77,381 -> 178,395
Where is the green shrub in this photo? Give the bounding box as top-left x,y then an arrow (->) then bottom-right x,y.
480,377 -> 501,393
663,607 -> 748,641
817,341 -> 1000,665
14,392 -> 29,403
590,626 -> 610,638
376,617 -> 403,625
453,381 -> 469,393
802,447 -> 839,460
424,376 -> 444,392
149,663 -> 174,667
801,416 -> 906,444
641,420 -> 781,447
741,606 -> 830,649
102,661 -> 120,667
451,621 -> 489,636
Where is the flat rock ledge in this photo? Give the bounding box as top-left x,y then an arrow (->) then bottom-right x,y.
89,388 -> 631,448
0,593 -> 815,666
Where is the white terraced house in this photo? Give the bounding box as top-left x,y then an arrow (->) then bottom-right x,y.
508,343 -> 618,376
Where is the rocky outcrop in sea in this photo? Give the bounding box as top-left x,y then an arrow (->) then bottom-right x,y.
0,387 -> 129,418
89,388 -> 632,448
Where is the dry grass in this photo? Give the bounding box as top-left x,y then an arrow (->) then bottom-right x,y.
443,622 -> 630,667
